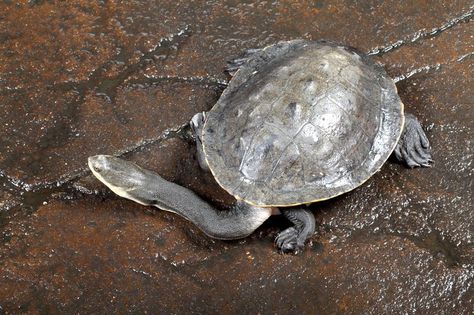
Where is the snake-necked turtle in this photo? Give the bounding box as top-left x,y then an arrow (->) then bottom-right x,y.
88,40 -> 432,253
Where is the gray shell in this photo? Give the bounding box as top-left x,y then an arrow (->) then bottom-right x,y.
202,41 -> 404,207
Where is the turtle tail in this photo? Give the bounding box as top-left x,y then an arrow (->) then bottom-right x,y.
88,155 -> 272,240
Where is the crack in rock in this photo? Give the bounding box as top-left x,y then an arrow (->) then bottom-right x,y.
0,122 -> 191,217
127,74 -> 229,90
0,170 -> 29,193
94,25 -> 193,114
394,64 -> 442,83
456,51 -> 474,62
118,122 -> 191,157
394,51 -> 473,83
0,122 -> 189,198
71,25 -> 193,96
368,6 -> 474,56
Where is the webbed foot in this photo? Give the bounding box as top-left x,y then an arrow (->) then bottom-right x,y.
275,208 -> 316,254
394,113 -> 433,168
190,112 -> 209,171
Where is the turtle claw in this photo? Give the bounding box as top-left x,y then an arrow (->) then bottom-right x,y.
190,112 -> 206,139
275,208 -> 316,254
190,112 -> 210,171
275,227 -> 304,254
275,227 -> 296,246
420,159 -> 434,168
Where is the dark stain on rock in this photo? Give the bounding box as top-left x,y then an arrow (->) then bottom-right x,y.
314,0 -> 325,9
392,230 -> 465,268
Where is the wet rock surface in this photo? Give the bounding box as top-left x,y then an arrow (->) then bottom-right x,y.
0,1 -> 473,314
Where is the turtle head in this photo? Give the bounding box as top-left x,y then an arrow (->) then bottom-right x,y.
88,155 -> 147,198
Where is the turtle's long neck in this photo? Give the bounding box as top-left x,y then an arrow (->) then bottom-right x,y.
137,171 -> 272,239
89,155 -> 272,240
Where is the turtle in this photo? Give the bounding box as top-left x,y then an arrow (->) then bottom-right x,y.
88,40 -> 432,253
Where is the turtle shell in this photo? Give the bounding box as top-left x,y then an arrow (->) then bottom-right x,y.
202,41 -> 404,207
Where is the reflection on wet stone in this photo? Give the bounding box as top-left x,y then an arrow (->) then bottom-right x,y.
0,1 -> 473,313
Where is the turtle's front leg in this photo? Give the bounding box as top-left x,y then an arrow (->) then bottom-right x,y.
275,208 -> 316,254
394,113 -> 433,168
190,112 -> 210,171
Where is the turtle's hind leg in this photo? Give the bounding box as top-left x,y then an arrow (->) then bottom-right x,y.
190,112 -> 210,172
394,113 -> 433,168
226,40 -> 307,77
275,208 -> 316,254
226,48 -> 262,76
